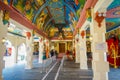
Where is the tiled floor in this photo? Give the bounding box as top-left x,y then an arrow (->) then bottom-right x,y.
2,58 -> 120,80
108,68 -> 120,80
2,56 -> 57,80
57,60 -> 93,80
3,61 -> 52,80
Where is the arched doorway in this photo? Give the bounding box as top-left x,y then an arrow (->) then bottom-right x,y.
3,40 -> 15,68
17,43 -> 26,63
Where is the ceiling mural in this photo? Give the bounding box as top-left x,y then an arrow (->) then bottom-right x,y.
36,10 -> 49,30
12,0 -> 52,32
3,0 -> 120,39
13,0 -> 33,21
106,0 -> 120,32
48,0 -> 65,24
2,0 -> 86,39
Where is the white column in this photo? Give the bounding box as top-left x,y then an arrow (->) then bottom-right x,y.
0,10 -> 8,80
11,37 -> 18,64
75,38 -> 80,63
79,32 -> 88,69
13,43 -> 18,64
38,37 -> 44,63
91,8 -> 109,80
25,31 -> 34,69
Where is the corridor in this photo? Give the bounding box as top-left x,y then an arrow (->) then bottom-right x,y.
0,0 -> 120,80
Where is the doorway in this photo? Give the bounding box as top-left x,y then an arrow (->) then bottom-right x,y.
17,43 -> 26,63
59,43 -> 65,53
3,40 -> 15,68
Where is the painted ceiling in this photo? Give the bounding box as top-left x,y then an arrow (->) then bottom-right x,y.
2,0 -> 85,39
106,0 -> 120,32
2,0 -> 120,39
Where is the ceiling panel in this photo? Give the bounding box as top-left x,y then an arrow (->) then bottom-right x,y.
48,0 -> 65,24
106,0 -> 120,31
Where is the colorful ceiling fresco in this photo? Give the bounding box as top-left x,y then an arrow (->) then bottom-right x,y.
48,0 -> 65,24
106,0 -> 120,32
4,0 -> 85,39
2,0 -> 120,39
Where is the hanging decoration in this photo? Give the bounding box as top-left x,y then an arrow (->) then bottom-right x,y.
81,30 -> 85,39
95,12 -> 106,27
26,32 -> 31,40
3,10 -> 9,25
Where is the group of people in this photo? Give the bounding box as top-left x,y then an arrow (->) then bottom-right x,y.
50,49 -> 58,57
42,49 -> 58,60
42,48 -> 76,61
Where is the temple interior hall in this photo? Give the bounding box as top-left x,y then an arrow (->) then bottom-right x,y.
0,0 -> 120,80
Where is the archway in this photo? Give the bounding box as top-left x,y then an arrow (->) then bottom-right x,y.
3,40 -> 15,68
17,43 -> 26,63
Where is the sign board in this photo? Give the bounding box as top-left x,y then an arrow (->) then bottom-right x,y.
96,42 -> 107,51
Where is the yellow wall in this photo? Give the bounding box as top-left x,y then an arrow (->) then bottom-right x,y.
52,41 -> 72,53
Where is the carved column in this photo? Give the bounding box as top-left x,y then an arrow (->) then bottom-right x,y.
0,10 -> 8,80
39,37 -> 44,63
75,35 -> 80,63
91,8 -> 109,80
79,30 -> 88,69
25,31 -> 34,69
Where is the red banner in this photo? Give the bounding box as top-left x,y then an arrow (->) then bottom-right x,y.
106,36 -> 120,68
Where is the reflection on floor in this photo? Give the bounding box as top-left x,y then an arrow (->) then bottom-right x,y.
2,57 -> 120,80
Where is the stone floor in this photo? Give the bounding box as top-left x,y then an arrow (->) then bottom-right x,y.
2,60 -> 56,80
57,60 -> 93,80
108,68 -> 120,80
2,56 -> 57,80
2,58 -> 120,80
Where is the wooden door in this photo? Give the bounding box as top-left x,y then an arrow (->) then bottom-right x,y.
59,43 -> 65,53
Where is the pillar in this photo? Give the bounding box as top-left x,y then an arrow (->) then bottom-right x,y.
0,10 -> 8,80
79,31 -> 88,69
14,44 -> 18,63
39,37 -> 44,63
12,37 -> 18,64
91,8 -> 109,80
75,37 -> 80,63
25,31 -> 34,69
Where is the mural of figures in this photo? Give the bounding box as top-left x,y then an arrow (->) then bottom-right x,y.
13,0 -> 25,13
24,0 -> 34,20
36,11 -> 48,30
13,0 -> 40,21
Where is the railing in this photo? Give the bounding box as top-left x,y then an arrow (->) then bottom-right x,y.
41,55 -> 57,73
54,55 -> 65,80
